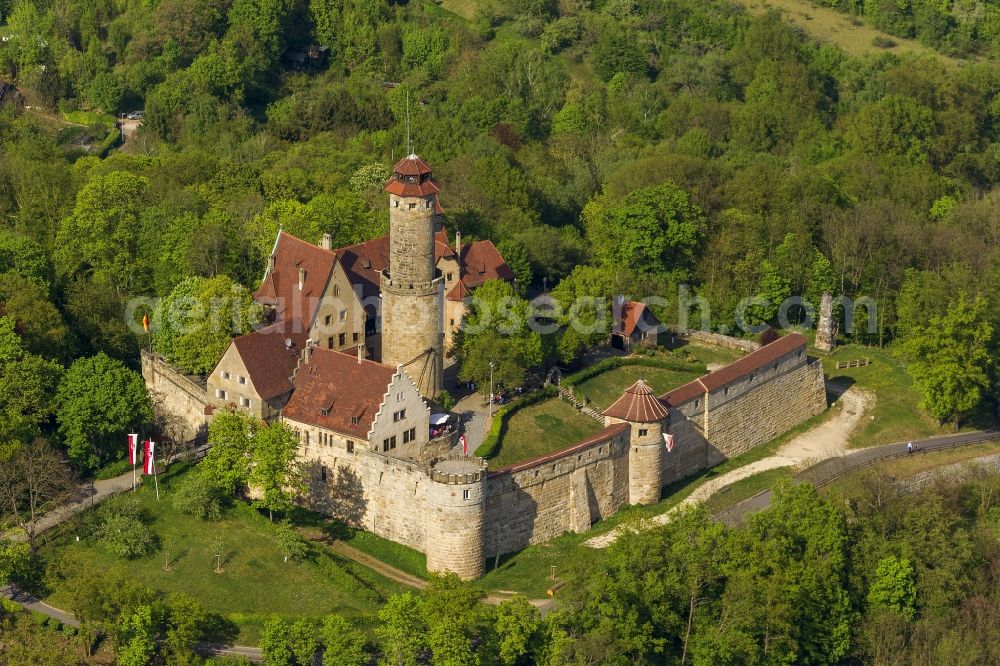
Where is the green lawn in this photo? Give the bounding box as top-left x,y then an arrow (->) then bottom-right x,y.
490,397 -> 604,469
40,464 -> 403,645
437,0 -> 479,20
574,365 -> 703,411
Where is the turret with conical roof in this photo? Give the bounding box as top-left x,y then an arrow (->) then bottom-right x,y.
604,380 -> 666,506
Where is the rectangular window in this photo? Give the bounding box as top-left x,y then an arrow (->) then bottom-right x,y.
638,428 -> 648,437
447,272 -> 453,282
403,427 -> 416,444
339,309 -> 347,322
325,314 -> 332,326
239,396 -> 251,408
328,337 -> 334,349
396,392 -> 404,402
347,440 -> 354,453
353,332 -> 359,343
393,409 -> 406,422
333,285 -> 339,297
215,389 -> 227,400
338,333 -> 346,346
222,371 -> 231,380
237,375 -> 247,385
382,436 -> 396,452
305,431 -> 310,446
463,489 -> 470,500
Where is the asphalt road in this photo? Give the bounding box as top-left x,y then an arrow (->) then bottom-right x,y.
716,429 -> 1000,526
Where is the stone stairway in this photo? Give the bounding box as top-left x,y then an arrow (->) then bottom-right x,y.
558,385 -> 604,423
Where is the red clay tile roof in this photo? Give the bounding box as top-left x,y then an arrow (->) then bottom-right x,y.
489,422 -> 630,475
458,240 -> 514,290
282,347 -> 397,438
232,324 -> 309,400
255,231 -> 336,329
335,236 -> 390,301
446,281 -> 470,302
385,155 -> 441,197
659,333 -> 807,406
699,332 -> 806,391
620,301 -> 660,337
604,380 -> 670,423
661,379 -> 707,407
435,228 -> 454,262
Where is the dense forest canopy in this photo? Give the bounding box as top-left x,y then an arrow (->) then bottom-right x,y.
1,0 -> 1000,440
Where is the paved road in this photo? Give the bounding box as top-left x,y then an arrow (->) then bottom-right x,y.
716,429 -> 1000,526
452,392 -> 492,454
4,473 -> 137,543
0,584 -> 79,627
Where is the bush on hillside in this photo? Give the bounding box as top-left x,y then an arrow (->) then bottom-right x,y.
172,472 -> 228,520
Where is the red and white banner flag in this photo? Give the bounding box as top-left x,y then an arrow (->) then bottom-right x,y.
127,433 -> 139,465
143,440 -> 155,475
663,433 -> 675,453
460,434 -> 468,455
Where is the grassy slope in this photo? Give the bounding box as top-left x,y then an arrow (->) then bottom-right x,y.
40,465 -> 404,645
574,366 -> 702,410
727,0 -> 961,62
490,397 -> 604,468
819,344 -> 987,448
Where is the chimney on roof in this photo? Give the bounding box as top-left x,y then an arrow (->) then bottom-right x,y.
321,233 -> 332,251
357,345 -> 364,364
303,338 -> 316,364
269,254 -> 276,272
298,267 -> 306,291
455,230 -> 461,260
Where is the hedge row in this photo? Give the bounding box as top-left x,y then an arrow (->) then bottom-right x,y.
562,355 -> 705,390
474,386 -> 559,459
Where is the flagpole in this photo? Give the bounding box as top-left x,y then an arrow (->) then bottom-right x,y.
151,440 -> 160,501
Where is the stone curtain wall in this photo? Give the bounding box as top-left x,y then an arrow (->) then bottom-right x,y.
141,350 -> 210,442
662,348 -> 827,485
483,424 -> 630,558
707,358 -> 826,458
682,330 -> 762,354
300,448 -> 430,552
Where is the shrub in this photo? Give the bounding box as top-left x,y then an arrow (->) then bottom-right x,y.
94,458 -> 132,480
873,36 -> 897,48
275,520 -> 308,562
97,514 -> 155,559
99,493 -> 147,522
172,472 -> 227,520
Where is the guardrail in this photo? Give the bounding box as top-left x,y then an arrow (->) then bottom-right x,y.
715,429 -> 1000,525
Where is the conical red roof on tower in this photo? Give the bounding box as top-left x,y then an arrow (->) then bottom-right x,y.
603,379 -> 669,423
385,154 -> 441,197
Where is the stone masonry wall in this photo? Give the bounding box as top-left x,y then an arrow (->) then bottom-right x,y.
298,446 -> 429,552
141,351 -> 210,443
483,425 -> 630,558
706,358 -> 826,458
682,330 -> 762,354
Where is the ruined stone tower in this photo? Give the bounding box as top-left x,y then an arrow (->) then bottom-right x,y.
425,455 -> 488,580
603,380 -> 669,505
381,155 -> 445,399
816,291 -> 836,353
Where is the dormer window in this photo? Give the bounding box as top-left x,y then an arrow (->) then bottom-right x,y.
320,408 -> 329,416
351,416 -> 359,425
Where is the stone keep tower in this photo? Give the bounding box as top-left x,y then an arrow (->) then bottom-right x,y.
381,155 -> 445,399
603,380 -> 669,505
425,455 -> 488,580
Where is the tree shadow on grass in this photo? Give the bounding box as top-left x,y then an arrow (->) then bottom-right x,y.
202,613 -> 239,644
